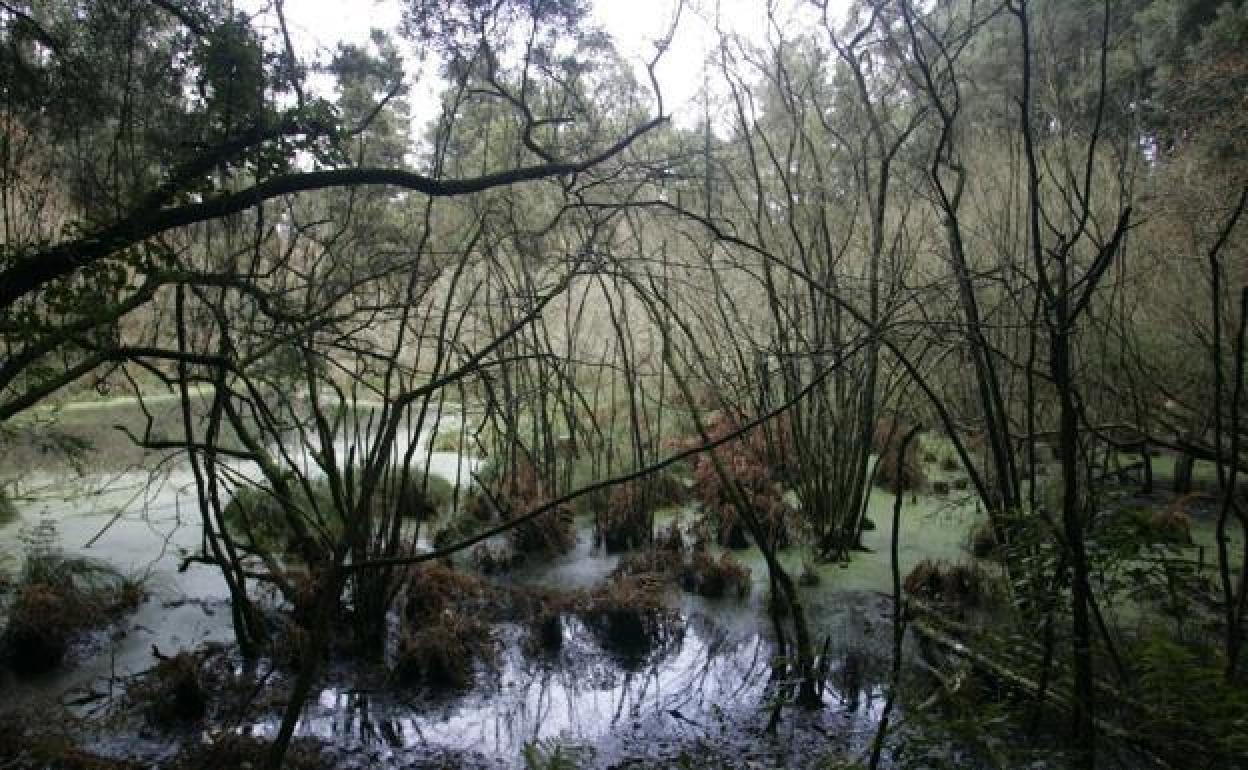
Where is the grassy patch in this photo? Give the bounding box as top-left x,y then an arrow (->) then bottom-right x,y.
1,545 -> 145,672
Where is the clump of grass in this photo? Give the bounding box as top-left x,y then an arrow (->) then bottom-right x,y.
655,521 -> 685,553
573,574 -> 680,664
595,483 -> 651,553
903,559 -> 985,608
679,551 -> 751,599
461,458 -> 575,557
429,428 -> 464,453
872,415 -> 916,455
393,564 -> 497,689
126,649 -> 214,726
527,609 -> 564,655
610,521 -> 752,602
388,470 -> 456,521
1,542 -> 145,672
394,611 -> 494,689
431,504 -> 485,556
611,548 -> 673,580
510,507 -> 576,555
522,739 -> 587,770
799,559 -> 821,587
222,478 -> 338,560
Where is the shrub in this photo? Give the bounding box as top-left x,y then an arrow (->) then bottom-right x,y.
687,414 -> 796,551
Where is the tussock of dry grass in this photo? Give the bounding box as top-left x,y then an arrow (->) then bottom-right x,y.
904,559 -> 986,608
2,549 -> 144,672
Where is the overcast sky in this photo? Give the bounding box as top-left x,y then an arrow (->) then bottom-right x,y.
245,0 -> 839,129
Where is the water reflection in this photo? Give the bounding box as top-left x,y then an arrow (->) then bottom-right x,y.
250,611 -> 887,768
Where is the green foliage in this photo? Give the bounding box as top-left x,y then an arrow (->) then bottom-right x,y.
223,468 -> 457,557
1131,633 -> 1248,762
222,477 -> 341,557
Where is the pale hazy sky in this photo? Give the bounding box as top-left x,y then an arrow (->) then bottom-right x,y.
244,0 -> 837,129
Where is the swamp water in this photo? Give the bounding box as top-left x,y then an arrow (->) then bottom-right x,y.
0,405 -> 988,768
